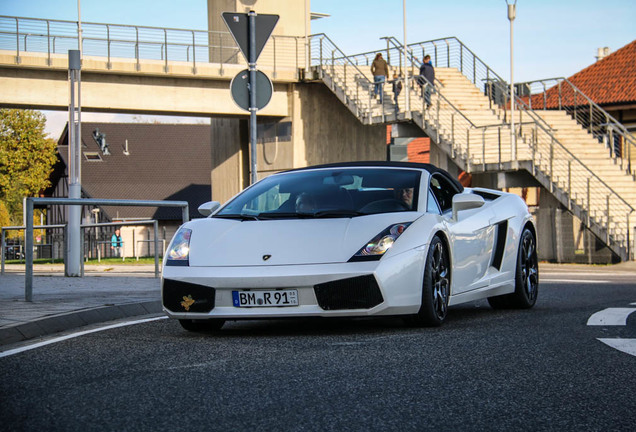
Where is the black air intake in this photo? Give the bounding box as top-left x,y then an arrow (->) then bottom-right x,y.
314,275 -> 384,310
163,279 -> 216,313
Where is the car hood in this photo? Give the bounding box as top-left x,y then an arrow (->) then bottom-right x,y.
186,214 -> 417,267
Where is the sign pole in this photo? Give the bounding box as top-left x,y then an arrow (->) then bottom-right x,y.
67,50 -> 82,277
248,11 -> 258,185
222,11 -> 278,184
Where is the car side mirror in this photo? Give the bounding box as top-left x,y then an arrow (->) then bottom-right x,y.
452,194 -> 485,220
198,201 -> 221,217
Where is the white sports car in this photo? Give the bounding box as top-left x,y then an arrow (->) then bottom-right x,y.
162,162 -> 538,331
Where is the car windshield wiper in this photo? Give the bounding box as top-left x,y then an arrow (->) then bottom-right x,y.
255,211 -> 364,219
257,212 -> 314,219
312,210 -> 366,218
214,213 -> 260,221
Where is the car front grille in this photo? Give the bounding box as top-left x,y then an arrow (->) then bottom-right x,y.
314,275 -> 384,310
163,279 -> 216,313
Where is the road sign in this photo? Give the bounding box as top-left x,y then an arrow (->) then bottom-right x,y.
230,69 -> 273,111
222,12 -> 279,62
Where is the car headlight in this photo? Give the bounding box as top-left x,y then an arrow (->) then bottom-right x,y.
165,228 -> 192,266
349,223 -> 412,262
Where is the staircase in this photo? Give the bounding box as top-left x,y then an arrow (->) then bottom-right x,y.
309,34 -> 634,261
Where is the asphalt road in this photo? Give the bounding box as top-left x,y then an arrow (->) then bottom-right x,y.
1,270 -> 635,432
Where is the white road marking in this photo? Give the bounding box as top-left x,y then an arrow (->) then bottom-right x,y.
542,279 -> 610,284
540,271 -> 635,277
587,308 -> 636,326
598,338 -> 636,357
0,316 -> 168,358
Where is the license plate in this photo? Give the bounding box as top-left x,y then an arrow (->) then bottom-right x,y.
232,289 -> 299,307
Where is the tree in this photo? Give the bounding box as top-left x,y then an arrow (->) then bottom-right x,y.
0,109 -> 57,227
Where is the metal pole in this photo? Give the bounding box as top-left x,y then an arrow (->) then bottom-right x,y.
507,1 -> 517,161
304,0 -> 310,72
67,50 -> 82,276
77,0 -> 82,55
248,11 -> 258,185
1,228 -> 5,275
154,220 -> 159,278
25,198 -> 34,302
403,0 -> 410,116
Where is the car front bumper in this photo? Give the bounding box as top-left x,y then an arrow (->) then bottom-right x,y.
161,247 -> 427,319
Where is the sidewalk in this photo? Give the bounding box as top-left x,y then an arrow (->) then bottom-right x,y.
1,261 -> 635,348
0,264 -> 162,346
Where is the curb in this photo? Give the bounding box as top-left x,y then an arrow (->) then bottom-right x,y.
0,301 -> 162,346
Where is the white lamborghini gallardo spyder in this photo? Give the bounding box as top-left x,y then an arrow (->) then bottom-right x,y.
162,162 -> 539,331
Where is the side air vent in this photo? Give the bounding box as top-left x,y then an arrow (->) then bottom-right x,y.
491,221 -> 508,270
314,275 -> 384,310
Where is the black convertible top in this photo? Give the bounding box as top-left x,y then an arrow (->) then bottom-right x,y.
286,161 -> 464,193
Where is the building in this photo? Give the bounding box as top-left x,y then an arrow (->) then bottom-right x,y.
48,122 -> 213,259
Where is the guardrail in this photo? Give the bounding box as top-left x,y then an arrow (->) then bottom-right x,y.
79,220 -> 162,278
1,224 -> 66,274
0,15 -> 305,77
22,198 -> 189,302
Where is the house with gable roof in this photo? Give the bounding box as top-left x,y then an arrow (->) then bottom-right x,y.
47,122 -> 213,259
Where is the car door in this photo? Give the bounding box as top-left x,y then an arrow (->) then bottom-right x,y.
428,174 -> 495,294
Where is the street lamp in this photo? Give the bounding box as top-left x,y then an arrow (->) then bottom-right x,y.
403,0 -> 410,115
507,0 -> 517,160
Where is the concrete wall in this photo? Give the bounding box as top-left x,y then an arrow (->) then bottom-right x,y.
0,55 -> 291,117
209,82 -> 387,203
297,83 -> 386,166
210,117 -> 249,204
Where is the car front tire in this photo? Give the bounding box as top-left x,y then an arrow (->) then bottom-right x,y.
405,235 -> 450,327
488,227 -> 539,309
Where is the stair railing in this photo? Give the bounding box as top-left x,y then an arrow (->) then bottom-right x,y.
314,34 -> 633,259
310,33 -> 411,123
518,77 -> 635,177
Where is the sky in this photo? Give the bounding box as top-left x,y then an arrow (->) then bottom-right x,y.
1,0 -> 635,138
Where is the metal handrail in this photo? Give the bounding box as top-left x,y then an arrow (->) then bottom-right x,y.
0,15 -> 304,74
315,35 -> 633,259
517,76 -> 635,175
400,36 -> 633,209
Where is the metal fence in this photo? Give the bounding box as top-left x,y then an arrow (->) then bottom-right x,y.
21,198 -> 189,302
516,77 -> 635,177
0,15 -> 306,76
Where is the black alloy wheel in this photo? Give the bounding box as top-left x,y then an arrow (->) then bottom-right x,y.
488,227 -> 539,309
405,235 -> 450,327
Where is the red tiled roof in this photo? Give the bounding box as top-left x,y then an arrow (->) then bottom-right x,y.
531,39 -> 636,108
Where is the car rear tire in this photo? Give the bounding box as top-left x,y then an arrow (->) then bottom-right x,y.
405,235 -> 450,327
178,319 -> 225,332
488,227 -> 539,309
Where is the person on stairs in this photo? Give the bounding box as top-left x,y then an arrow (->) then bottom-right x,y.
419,55 -> 435,109
371,53 -> 390,103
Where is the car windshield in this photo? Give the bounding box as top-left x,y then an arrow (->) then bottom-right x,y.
215,168 -> 422,219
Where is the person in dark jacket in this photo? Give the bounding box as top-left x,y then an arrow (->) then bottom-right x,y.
391,72 -> 403,109
419,55 -> 435,109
